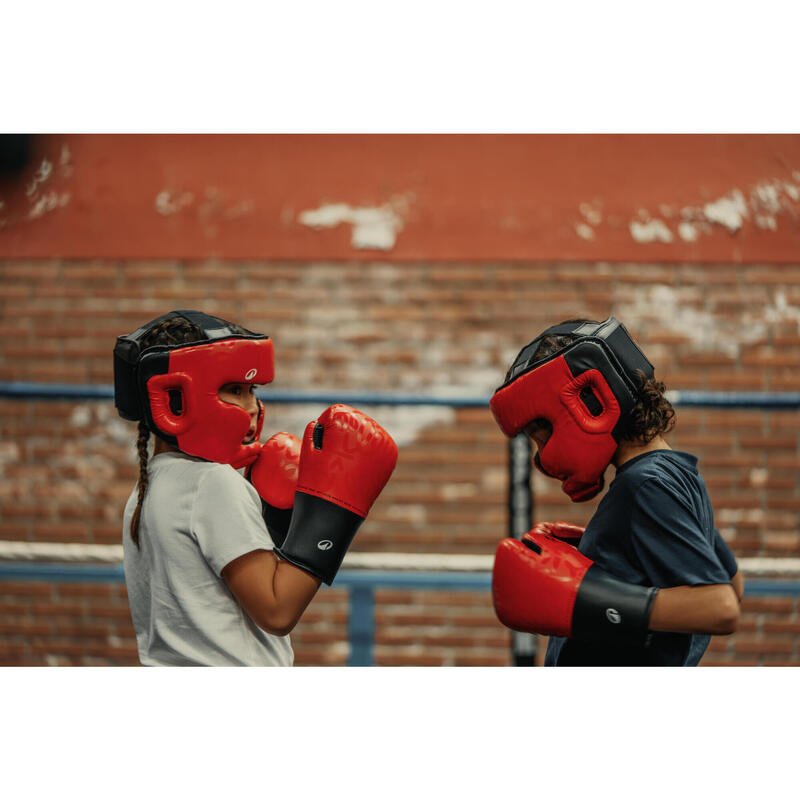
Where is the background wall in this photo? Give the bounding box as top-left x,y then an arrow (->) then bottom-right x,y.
1,134 -> 799,666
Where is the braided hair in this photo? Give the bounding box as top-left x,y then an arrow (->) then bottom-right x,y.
529,318 -> 676,444
128,316 -> 205,547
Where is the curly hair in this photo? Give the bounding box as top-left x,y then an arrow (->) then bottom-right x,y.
529,318 -> 676,444
127,314 -> 250,547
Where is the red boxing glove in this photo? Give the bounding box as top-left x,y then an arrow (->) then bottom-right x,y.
492,531 -> 658,644
275,404 -> 398,584
246,432 -> 301,547
531,521 -> 585,547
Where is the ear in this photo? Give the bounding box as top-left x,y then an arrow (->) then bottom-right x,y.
147,372 -> 193,435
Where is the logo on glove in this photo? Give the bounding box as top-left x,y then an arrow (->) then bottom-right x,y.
317,540 -> 333,551
606,608 -> 621,624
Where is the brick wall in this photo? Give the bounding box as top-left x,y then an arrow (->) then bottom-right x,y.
1,259 -> 799,665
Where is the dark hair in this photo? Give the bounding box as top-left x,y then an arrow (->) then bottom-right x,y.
128,314 -> 250,547
530,318 -> 676,444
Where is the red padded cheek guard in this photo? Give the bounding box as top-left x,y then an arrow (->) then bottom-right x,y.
147,338 -> 274,466
490,356 -> 621,502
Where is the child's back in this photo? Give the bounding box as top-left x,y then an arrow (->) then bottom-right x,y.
123,450 -> 293,666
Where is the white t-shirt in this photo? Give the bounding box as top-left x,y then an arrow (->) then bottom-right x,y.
122,451 -> 294,666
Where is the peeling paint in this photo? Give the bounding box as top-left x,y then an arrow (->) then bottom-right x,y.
626,175 -> 799,245
579,202 -> 602,226
298,198 -> 408,251
702,189 -> 748,232
25,159 -> 53,197
615,283 -> 800,360
59,144 -> 73,177
751,182 -> 781,214
28,191 -> 70,220
155,190 -> 195,216
755,214 -> 777,230
629,218 -> 673,243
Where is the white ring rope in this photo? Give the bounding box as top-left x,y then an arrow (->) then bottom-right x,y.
0,541 -> 798,577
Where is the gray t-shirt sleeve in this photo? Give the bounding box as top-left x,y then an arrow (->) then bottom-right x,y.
631,478 -> 731,587
190,465 -> 276,577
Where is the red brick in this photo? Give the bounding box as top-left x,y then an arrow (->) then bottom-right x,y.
55,584 -> 113,599
0,581 -> 55,597
733,637 -> 795,655
741,598 -> 795,613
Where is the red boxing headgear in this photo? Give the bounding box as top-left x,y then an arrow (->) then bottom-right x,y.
114,310 -> 274,468
490,318 -> 653,502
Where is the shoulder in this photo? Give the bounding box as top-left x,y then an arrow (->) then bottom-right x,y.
152,453 -> 256,501
195,461 -> 255,500
613,450 -> 697,492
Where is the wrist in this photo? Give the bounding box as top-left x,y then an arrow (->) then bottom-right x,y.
274,492 -> 364,585
571,565 -> 658,645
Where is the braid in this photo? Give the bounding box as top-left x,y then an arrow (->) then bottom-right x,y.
129,421 -> 151,548
126,311 -> 248,548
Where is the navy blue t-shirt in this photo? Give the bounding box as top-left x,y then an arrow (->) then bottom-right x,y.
545,450 -> 736,667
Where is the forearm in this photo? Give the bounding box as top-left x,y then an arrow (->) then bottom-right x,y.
270,559 -> 323,632
223,549 -> 321,637
649,583 -> 740,635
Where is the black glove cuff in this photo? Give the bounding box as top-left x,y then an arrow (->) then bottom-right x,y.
259,500 -> 293,549
572,564 -> 658,646
274,491 -> 364,585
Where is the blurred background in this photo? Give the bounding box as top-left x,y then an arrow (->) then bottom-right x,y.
1,133 -> 799,666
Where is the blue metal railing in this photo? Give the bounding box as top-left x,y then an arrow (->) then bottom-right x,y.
0,562 -> 797,665
4,382 -> 800,410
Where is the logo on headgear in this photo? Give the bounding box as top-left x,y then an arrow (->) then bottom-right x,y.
245,368 -> 258,380
317,540 -> 333,551
606,608 -> 621,624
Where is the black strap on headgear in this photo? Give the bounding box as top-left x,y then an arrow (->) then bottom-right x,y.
112,309 -> 263,422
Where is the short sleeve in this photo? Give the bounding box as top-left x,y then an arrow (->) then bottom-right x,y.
631,478 -> 731,588
190,465 -> 275,576
713,528 -> 739,579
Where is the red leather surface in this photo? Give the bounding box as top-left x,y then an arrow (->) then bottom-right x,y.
147,337 -> 274,465
492,532 -> 592,637
248,432 -> 301,510
295,404 -> 398,518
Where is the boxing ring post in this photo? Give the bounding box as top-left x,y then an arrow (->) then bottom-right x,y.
508,433 -> 536,666
347,586 -> 376,666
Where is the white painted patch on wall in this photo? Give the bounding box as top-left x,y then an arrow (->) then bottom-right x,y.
579,202 -> 603,226
615,283 -> 800,359
59,144 -> 73,177
629,218 -> 673,243
155,190 -> 195,216
298,198 -> 409,251
28,191 -> 70,220
25,159 -> 53,197
678,221 -> 699,242
574,222 -> 595,241
626,176 -> 799,244
702,189 -> 748,232
755,214 -> 777,231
